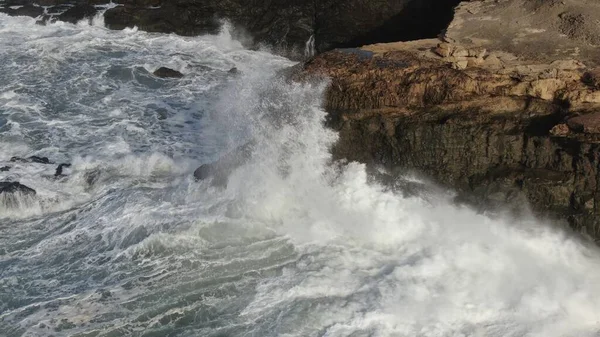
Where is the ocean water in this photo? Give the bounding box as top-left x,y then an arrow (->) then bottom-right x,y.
1,13 -> 600,337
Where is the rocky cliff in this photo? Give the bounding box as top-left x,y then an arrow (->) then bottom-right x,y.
295,0 -> 600,240
0,0 -> 461,59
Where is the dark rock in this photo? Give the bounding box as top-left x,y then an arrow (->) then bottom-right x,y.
102,0 -> 462,59
228,67 -> 239,74
2,0 -> 464,59
0,4 -> 44,18
54,163 -> 72,177
0,166 -> 10,172
30,156 -> 52,164
57,4 -> 98,24
152,67 -> 184,79
10,156 -> 53,164
0,182 -> 36,196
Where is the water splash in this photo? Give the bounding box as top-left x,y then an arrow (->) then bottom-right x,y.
304,34 -> 315,58
1,12 -> 600,337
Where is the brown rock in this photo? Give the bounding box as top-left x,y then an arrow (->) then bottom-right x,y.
295,36 -> 600,240
550,123 -> 570,137
583,68 -> 600,89
567,113 -> 600,134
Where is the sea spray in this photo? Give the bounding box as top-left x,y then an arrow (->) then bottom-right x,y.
0,12 -> 600,337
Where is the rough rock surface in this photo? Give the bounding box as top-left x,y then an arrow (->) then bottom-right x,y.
446,0 -> 600,67
1,0 -> 461,59
296,28 -> 600,240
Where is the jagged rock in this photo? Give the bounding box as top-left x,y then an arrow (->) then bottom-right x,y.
102,0 -> 462,59
1,0 -> 465,59
296,31 -> 600,239
152,67 -> 183,79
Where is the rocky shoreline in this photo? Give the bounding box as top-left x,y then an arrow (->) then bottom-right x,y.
0,0 -> 460,59
3,0 -> 600,239
294,0 -> 600,240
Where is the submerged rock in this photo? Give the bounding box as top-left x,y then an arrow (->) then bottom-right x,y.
0,166 -> 10,172
152,67 -> 184,79
84,169 -> 101,187
194,141 -> 254,186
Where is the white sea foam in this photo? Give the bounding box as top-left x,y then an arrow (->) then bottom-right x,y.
0,12 -> 599,337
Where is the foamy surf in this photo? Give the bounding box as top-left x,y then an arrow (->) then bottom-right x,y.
0,12 -> 599,337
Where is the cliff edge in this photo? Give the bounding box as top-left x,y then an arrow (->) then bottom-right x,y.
296,0 -> 600,240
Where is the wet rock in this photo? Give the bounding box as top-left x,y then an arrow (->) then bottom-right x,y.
228,67 -> 239,74
103,0 -> 462,59
54,163 -> 72,177
0,182 -> 37,208
10,156 -> 53,164
0,4 -> 44,18
0,166 -> 10,172
194,141 -> 254,186
295,6 -> 600,240
57,4 -> 98,24
0,182 -> 36,195
152,67 -> 183,79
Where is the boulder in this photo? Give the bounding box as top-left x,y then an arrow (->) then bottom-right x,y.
0,182 -> 36,196
152,67 -> 183,79
57,4 -> 97,24
0,182 -> 37,208
0,166 -> 10,172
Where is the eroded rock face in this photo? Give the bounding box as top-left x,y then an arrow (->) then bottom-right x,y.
1,0 -> 463,59
296,37 -> 600,240
103,0 -> 463,58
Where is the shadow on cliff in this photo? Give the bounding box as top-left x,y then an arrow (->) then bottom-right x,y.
334,0 -> 462,48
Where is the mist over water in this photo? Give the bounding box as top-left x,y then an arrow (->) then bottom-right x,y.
0,13 -> 600,337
